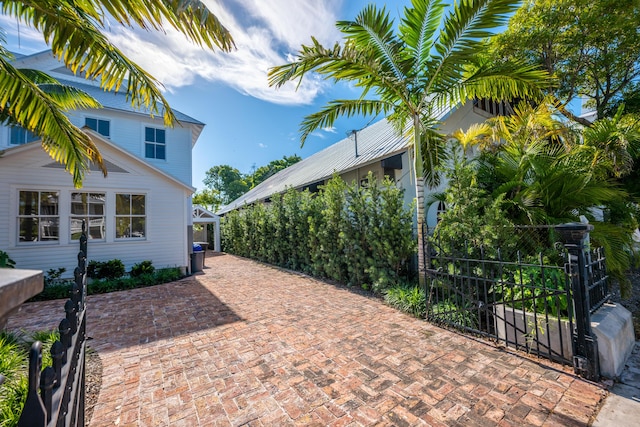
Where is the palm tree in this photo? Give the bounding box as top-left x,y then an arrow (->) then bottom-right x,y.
268,0 -> 548,279
456,101 -> 637,295
0,0 -> 234,187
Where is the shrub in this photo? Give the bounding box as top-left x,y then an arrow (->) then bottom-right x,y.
0,250 -> 16,268
87,259 -> 125,280
44,267 -> 66,286
130,260 -> 155,277
221,174 -> 415,292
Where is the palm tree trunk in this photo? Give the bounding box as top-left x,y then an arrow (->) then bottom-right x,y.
415,176 -> 426,286
413,114 -> 426,286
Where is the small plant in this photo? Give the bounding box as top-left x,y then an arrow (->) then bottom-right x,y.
44,267 -> 66,286
501,266 -> 569,318
130,260 -> 155,278
0,250 -> 16,268
384,284 -> 426,318
427,299 -> 479,328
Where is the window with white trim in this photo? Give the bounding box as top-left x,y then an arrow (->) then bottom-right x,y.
85,117 -> 110,138
145,127 -> 166,159
10,126 -> 38,145
18,191 -> 59,242
71,192 -> 106,240
115,194 -> 146,239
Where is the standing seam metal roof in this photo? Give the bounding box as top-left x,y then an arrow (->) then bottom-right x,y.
217,118 -> 410,214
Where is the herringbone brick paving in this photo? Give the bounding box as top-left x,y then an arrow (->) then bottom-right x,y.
7,253 -> 606,426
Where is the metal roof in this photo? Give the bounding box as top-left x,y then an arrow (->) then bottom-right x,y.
217,118 -> 410,214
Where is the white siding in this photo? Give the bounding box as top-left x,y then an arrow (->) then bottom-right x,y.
67,109 -> 194,185
0,141 -> 191,277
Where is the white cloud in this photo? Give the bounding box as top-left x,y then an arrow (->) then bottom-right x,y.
104,0 -> 345,105
258,143 -> 267,148
322,126 -> 337,133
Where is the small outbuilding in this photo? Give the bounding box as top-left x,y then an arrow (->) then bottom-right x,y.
192,205 -> 221,252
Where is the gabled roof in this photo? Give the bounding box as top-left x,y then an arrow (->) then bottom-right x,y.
193,205 -> 220,223
0,129 -> 196,193
217,118 -> 409,214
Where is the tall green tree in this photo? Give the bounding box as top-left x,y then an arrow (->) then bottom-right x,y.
203,165 -> 250,206
250,155 -> 302,188
0,0 -> 234,186
490,0 -> 640,122
268,0 -> 547,278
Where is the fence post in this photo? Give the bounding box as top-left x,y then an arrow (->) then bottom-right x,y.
556,222 -> 600,381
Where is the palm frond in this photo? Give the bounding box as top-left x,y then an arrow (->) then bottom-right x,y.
400,0 -> 446,71
0,55 -> 104,186
420,126 -> 447,187
337,4 -> 404,81
427,0 -> 519,98
2,0 -> 232,126
299,99 -> 391,145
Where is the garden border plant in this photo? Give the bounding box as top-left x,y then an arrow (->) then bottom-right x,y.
28,260 -> 184,302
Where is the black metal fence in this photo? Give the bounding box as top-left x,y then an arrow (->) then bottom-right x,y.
17,223 -> 88,427
423,222 -> 608,380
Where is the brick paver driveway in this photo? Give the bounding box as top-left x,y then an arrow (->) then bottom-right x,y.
8,253 -> 606,426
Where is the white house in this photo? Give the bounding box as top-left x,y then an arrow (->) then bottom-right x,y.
0,51 -> 204,275
217,98 -> 506,226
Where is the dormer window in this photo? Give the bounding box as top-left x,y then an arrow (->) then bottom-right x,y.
145,127 -> 166,160
85,117 -> 110,138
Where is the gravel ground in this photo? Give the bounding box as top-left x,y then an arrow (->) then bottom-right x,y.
85,346 -> 102,424
610,269 -> 640,340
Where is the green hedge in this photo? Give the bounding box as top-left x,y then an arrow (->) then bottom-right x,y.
221,174 -> 416,292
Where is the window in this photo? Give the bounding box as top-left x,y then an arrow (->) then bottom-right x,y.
85,117 -> 110,138
145,127 -> 166,159
115,194 -> 146,239
71,193 -> 106,240
18,191 -> 59,242
10,127 -> 39,145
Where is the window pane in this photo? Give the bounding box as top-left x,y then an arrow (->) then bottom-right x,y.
85,118 -> 97,131
131,217 -> 145,238
19,191 -> 38,215
19,218 -> 38,241
88,218 -> 105,240
145,127 -> 155,142
131,195 -> 145,215
116,194 -> 131,215
71,193 -> 87,215
145,143 -> 155,158
40,192 -> 59,215
70,217 -> 85,240
156,144 -> 165,160
116,217 -> 131,238
10,127 -> 25,144
40,217 -> 59,240
98,120 -> 110,137
156,129 -> 165,144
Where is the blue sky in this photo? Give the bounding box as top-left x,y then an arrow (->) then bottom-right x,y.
0,0 -> 412,191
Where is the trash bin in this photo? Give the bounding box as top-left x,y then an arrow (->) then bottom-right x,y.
195,242 -> 209,258
191,244 -> 204,273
